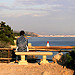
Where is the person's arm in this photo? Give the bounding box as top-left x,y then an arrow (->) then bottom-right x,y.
16,39 -> 18,52
27,39 -> 28,46
26,39 -> 29,51
16,39 -> 18,46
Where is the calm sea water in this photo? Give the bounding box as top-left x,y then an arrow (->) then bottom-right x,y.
28,37 -> 75,46
28,37 -> 75,62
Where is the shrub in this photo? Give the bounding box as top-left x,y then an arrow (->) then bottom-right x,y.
0,41 -> 10,48
66,50 -> 75,70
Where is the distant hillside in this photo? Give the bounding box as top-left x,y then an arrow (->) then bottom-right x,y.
14,31 -> 39,37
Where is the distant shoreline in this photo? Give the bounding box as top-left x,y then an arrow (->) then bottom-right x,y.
38,35 -> 75,37
16,35 -> 75,38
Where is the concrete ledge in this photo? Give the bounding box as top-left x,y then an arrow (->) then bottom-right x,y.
15,52 -> 53,55
15,52 -> 53,65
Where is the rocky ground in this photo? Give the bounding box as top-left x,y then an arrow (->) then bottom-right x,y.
0,62 -> 74,75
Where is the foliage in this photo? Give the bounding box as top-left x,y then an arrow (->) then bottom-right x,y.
66,50 -> 75,70
14,32 -> 20,36
0,21 -> 15,47
0,41 -> 10,48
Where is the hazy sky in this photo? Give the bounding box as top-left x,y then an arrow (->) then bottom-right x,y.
0,0 -> 75,35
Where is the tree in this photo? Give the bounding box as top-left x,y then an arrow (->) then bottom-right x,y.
0,21 -> 15,47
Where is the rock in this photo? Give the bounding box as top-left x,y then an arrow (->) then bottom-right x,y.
52,52 -> 68,65
63,71 -> 68,75
42,71 -> 50,75
52,52 -> 63,63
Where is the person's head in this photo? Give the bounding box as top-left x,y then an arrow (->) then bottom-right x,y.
20,30 -> 25,36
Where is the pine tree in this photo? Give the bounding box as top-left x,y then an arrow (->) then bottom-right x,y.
0,21 -> 15,47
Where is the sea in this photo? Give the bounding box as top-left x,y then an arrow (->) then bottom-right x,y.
28,37 -> 75,62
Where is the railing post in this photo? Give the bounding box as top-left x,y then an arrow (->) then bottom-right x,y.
8,50 -> 10,63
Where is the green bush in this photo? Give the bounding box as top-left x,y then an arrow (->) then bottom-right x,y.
66,50 -> 75,70
0,50 -> 13,58
0,41 -> 10,48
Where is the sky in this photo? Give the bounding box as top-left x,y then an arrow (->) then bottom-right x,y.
0,0 -> 75,35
